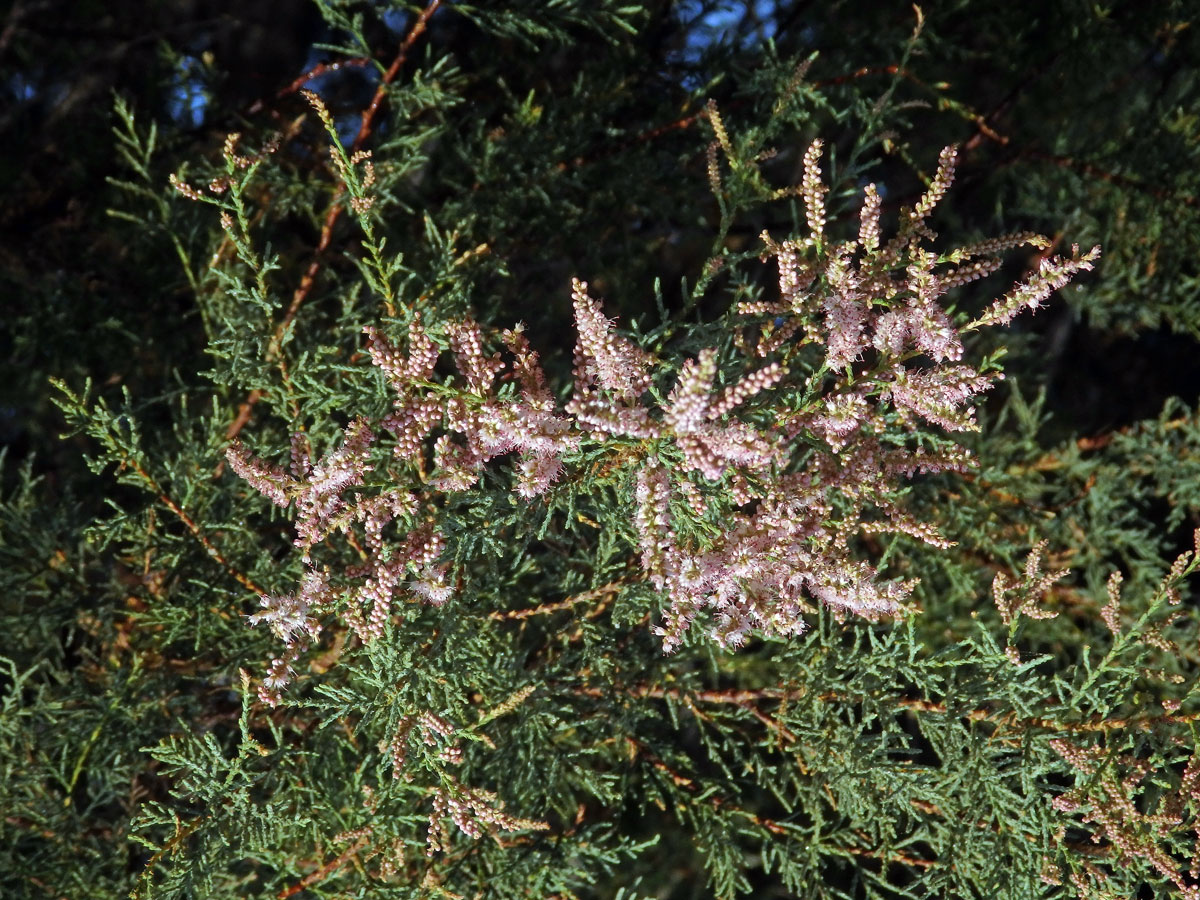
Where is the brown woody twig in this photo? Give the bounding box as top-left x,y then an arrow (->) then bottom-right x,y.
277,835 -> 371,899
226,0 -> 443,444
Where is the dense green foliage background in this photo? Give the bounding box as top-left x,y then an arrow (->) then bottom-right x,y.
3,2 -> 1200,897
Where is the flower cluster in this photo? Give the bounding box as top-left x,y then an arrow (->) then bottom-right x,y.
426,781 -> 548,855
228,141 -> 1099,697
991,540 -> 1067,628
990,540 -> 1066,663
632,143 -> 1098,652
567,278 -> 785,479
633,437 -> 961,652
368,317 -> 580,496
377,708 -> 548,855
1048,739 -> 1200,899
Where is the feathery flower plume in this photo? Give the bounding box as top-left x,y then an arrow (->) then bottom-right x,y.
570,278 -> 653,402
858,182 -> 882,252
229,142 -> 1100,682
225,442 -> 294,507
801,138 -> 826,240
969,244 -> 1101,328
912,144 -> 958,223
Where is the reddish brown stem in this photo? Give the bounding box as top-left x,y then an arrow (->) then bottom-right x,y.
123,456 -> 266,596
250,57 -> 372,113
133,813 -> 212,900
1020,149 -> 1197,207
814,63 -> 908,87
490,579 -> 629,620
227,0 -> 443,444
592,681 -> 1200,741
627,735 -> 935,868
277,836 -> 371,899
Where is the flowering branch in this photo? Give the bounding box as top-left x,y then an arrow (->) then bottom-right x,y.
227,140 -> 1098,701
223,0 -> 443,444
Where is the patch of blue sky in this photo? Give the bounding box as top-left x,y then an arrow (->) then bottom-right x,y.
334,111 -> 362,146
6,70 -> 71,113
293,42 -> 382,146
381,7 -> 408,35
672,0 -> 781,89
165,55 -> 208,129
8,71 -> 37,102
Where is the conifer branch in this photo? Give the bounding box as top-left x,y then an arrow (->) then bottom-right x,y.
22,6 -> 1200,896
227,0 -> 443,444
132,813 -> 213,900
114,448 -> 268,597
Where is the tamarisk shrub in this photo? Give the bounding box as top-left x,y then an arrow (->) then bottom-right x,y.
15,5 -> 1200,898
228,140 -> 1100,699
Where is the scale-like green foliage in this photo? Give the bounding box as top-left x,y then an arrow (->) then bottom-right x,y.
5,2 -> 1200,898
